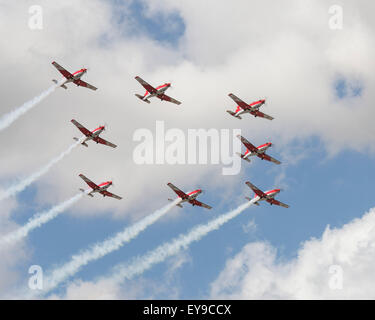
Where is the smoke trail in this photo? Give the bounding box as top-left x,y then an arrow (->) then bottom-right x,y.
41,199 -> 181,293
0,79 -> 64,132
0,139 -> 81,202
106,200 -> 255,285
0,193 -> 83,247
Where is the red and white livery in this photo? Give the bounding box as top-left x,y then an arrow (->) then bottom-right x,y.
52,61 -> 97,91
135,76 -> 181,105
227,93 -> 273,120
245,181 -> 289,208
237,135 -> 280,165
167,183 -> 212,209
71,119 -> 117,148
79,174 -> 122,200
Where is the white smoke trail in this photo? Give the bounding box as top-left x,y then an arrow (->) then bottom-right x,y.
0,79 -> 64,132
0,139 -> 81,202
0,193 -> 83,247
41,199 -> 181,294
106,200 -> 255,285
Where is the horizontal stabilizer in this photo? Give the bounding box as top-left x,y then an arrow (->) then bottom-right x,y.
236,152 -> 251,162
80,188 -> 93,197
169,198 -> 183,208
135,94 -> 150,103
226,110 -> 241,119
135,93 -> 144,100
245,196 -> 260,205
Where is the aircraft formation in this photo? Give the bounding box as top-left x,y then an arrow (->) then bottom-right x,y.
52,61 -> 289,209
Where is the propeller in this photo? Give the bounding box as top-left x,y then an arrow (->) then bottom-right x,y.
196,185 -> 204,194
263,96 -> 268,106
166,79 -> 174,89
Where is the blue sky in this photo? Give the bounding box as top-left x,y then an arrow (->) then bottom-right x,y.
16,134 -> 375,298
1,0 -> 375,299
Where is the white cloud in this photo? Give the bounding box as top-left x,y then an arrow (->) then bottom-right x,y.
0,0 -> 374,218
0,0 -> 374,298
0,195 -> 30,295
210,206 -> 375,299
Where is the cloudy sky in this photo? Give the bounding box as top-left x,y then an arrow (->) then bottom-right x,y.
0,0 -> 375,299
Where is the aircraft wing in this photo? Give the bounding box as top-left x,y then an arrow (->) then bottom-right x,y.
251,110 -> 274,120
93,136 -> 117,148
158,93 -> 181,105
71,119 -> 92,137
237,135 -> 258,153
135,76 -> 157,94
266,198 -> 289,208
167,183 -> 188,199
79,174 -> 99,190
260,153 -> 281,165
52,61 -> 73,79
100,190 -> 122,200
228,93 -> 251,110
245,181 -> 267,198
189,199 -> 212,210
73,79 -> 97,91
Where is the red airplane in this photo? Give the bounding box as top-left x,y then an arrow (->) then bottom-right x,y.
237,135 -> 280,164
71,119 -> 117,148
79,174 -> 122,200
135,76 -> 181,105
245,181 -> 289,208
227,93 -> 273,120
167,183 -> 212,209
52,61 -> 97,90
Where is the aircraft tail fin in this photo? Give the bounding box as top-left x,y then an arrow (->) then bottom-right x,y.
74,137 -> 88,147
169,198 -> 183,208
135,94 -> 151,104
53,79 -> 68,89
236,152 -> 250,162
226,110 -> 241,119
246,197 -> 259,205
80,188 -> 92,196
